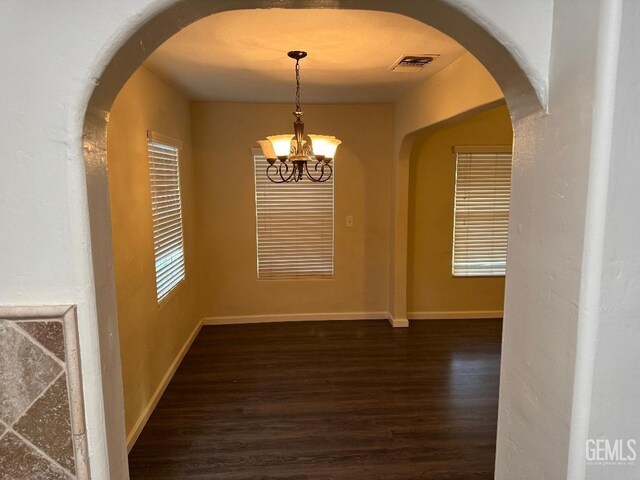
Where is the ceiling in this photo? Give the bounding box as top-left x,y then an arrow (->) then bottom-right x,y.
143,9 -> 466,103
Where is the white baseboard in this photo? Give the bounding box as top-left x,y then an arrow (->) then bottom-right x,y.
203,312 -> 389,325
387,316 -> 410,328
126,319 -> 203,452
407,310 -> 503,320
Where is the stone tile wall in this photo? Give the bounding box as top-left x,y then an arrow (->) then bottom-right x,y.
0,306 -> 89,479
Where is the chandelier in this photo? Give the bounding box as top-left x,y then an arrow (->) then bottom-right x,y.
257,51 -> 341,183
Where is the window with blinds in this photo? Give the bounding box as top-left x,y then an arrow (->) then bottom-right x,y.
253,152 -> 334,279
452,150 -> 512,277
148,133 -> 185,301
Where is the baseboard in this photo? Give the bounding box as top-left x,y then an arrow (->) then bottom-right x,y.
387,315 -> 410,328
203,312 -> 389,325
126,318 -> 203,452
407,310 -> 503,320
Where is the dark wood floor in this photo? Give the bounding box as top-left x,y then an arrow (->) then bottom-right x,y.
129,319 -> 502,479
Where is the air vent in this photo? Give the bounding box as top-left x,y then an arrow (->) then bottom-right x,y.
389,54 -> 439,72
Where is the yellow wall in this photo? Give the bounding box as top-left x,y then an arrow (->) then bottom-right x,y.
107,67 -> 509,440
407,105 -> 513,315
107,67 -> 200,439
389,53 -> 505,322
191,103 -> 394,318
394,54 -> 504,149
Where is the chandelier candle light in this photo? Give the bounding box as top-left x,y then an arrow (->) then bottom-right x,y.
257,51 -> 341,183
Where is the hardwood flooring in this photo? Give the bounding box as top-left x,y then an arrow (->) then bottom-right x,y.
128,319 -> 502,479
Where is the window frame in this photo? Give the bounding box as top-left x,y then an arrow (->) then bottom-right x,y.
147,130 -> 186,303
252,148 -> 335,280
451,145 -> 512,278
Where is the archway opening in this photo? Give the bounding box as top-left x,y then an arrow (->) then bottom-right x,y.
83,2 -> 542,478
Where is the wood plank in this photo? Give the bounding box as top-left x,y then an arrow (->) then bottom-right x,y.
129,319 -> 502,479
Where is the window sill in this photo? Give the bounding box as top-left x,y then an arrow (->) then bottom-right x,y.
157,278 -> 186,308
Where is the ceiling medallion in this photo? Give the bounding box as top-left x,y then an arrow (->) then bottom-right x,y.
257,51 -> 341,183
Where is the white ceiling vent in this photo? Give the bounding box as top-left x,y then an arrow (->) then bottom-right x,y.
389,54 -> 439,72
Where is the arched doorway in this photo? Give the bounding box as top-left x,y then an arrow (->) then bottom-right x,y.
82,1 -> 545,478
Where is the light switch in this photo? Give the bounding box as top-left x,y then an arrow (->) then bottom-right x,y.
346,215 -> 353,227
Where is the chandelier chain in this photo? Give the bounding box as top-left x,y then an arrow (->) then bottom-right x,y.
295,59 -> 301,114
257,51 -> 340,183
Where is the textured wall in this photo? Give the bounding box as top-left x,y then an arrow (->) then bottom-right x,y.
107,67 -> 201,443
579,1 -> 640,479
407,105 -> 512,316
9,1 -> 640,479
495,2 -> 605,477
0,1 -> 552,476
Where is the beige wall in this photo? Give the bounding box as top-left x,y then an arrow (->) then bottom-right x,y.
191,103 -> 394,318
394,54 -> 504,150
389,53 -> 505,322
407,106 -> 513,315
107,64 -> 509,442
107,67 -> 200,440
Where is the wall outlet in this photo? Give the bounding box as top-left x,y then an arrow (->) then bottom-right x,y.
346,215 -> 354,227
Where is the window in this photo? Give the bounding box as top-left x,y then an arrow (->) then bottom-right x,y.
253,150 -> 334,279
147,132 -> 185,301
452,148 -> 512,277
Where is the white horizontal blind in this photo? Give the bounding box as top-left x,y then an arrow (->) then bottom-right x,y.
452,152 -> 512,276
254,154 -> 334,279
148,138 -> 185,301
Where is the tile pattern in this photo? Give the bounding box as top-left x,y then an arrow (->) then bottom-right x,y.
17,320 -> 66,361
0,308 -> 87,479
14,374 -> 75,472
0,321 -> 62,423
0,432 -> 68,480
